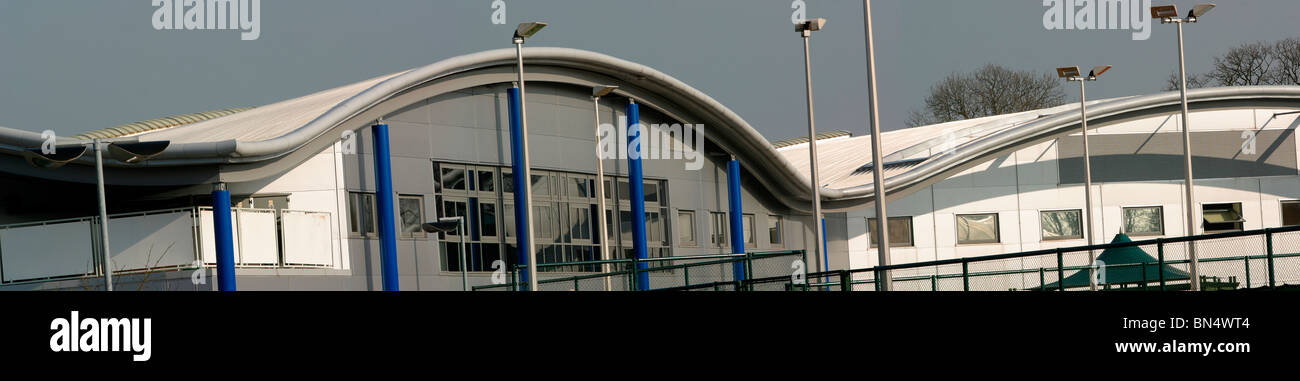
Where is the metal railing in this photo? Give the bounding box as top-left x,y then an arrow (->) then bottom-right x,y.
471,250 -> 807,291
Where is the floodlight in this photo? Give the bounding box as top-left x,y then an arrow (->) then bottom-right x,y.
1056,66 -> 1082,79
515,22 -> 547,39
1151,5 -> 1179,18
105,141 -> 170,164
1190,3 -> 1216,18
592,85 -> 619,98
795,18 -> 827,32
23,145 -> 88,169
422,217 -> 464,233
1089,65 -> 1113,78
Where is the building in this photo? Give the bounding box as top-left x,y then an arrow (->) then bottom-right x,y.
0,48 -> 1298,290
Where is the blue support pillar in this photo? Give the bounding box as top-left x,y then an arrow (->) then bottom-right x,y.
372,123 -> 400,292
212,185 -> 236,291
822,218 -> 829,271
627,102 -> 650,290
726,159 -> 746,282
507,88 -> 532,287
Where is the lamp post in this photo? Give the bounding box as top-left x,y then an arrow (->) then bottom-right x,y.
1153,3 -> 1215,291
1057,65 -> 1112,291
796,17 -> 829,276
592,85 -> 618,291
24,139 -> 170,291
862,0 -> 892,291
512,22 -> 546,292
424,217 -> 467,291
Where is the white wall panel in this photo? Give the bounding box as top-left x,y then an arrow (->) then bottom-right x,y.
107,211 -> 197,272
283,211 -> 335,267
236,209 -> 279,265
1,220 -> 96,282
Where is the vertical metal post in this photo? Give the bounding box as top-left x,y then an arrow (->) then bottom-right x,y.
727,158 -> 746,282
593,96 -> 612,291
514,40 -> 541,292
961,261 -> 970,291
212,183 -> 236,291
932,274 -> 939,292
372,123 -> 400,292
1039,268 -> 1046,291
1175,21 -> 1202,291
801,28 -> 826,276
1266,230 -> 1276,289
459,217 -> 468,292
1056,250 -> 1066,292
627,101 -> 650,291
1077,79 -> 1099,291
93,140 -> 114,291
863,0 -> 892,291
1244,256 -> 1251,289
506,87 -> 533,291
1158,241 -> 1167,291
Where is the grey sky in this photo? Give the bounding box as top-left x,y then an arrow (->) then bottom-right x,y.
1,0 -> 1298,142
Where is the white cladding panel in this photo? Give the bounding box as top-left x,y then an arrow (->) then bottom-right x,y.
0,220 -> 96,282
107,211 -> 197,272
236,209 -> 280,265
282,211 -> 335,267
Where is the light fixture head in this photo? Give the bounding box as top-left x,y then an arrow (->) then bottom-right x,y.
106,141 -> 170,164
1056,66 -> 1082,79
592,85 -> 619,98
22,145 -> 88,169
795,18 -> 827,33
514,22 -> 547,39
1151,5 -> 1179,19
1190,3 -> 1216,18
422,217 -> 464,233
1088,65 -> 1113,78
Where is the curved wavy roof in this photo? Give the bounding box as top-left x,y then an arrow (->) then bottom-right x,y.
1,47 -> 1298,213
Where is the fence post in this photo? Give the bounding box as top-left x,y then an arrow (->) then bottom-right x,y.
1266,230 -> 1276,290
684,266 -> 690,288
839,270 -> 851,292
1056,250 -> 1065,292
1157,241 -> 1166,292
961,260 -> 970,291
1244,256 -> 1251,289
511,265 -> 519,292
931,274 -> 938,292
1039,267 -> 1046,291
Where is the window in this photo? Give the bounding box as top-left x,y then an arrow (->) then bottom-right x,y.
644,181 -> 660,203
868,217 -> 914,248
956,213 -> 999,245
569,206 -> 591,241
1202,203 -> 1244,233
678,211 -> 697,247
348,192 -> 376,237
1123,206 -> 1164,236
441,166 -> 467,191
743,214 -> 757,248
768,216 -> 784,247
1040,210 -> 1083,241
398,195 -> 425,238
442,199 -> 468,236
478,170 -> 495,193
480,203 -> 498,237
1283,201 -> 1300,226
710,212 -> 728,248
531,174 -> 550,197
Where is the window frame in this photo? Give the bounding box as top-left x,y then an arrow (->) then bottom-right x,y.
677,210 -> 698,247
868,216 -> 915,248
1282,200 -> 1300,227
767,215 -> 784,248
955,213 -> 1001,245
1122,205 -> 1165,237
1039,209 -> 1084,241
347,192 -> 378,238
1201,202 -> 1245,234
397,195 -> 427,239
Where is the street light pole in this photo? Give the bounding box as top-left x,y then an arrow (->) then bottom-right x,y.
93,139 -> 113,291
512,22 -> 545,292
1154,3 -> 1215,291
1059,65 -> 1110,291
797,18 -> 828,275
863,0 -> 892,291
592,86 -> 617,291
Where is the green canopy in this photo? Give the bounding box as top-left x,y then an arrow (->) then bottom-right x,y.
1040,233 -> 1189,290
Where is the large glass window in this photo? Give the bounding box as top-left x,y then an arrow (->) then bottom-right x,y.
480,203 -> 497,237
1283,201 -> 1300,226
1040,210 -> 1083,241
743,214 -> 757,248
398,195 -> 425,238
868,217 -> 914,248
956,213 -> 999,245
1203,203 -> 1244,233
710,212 -> 728,248
1123,206 -> 1164,236
441,167 -> 466,191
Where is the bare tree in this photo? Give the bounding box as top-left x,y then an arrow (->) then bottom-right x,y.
1210,41 -> 1277,86
1272,38 -> 1300,85
909,64 -> 1065,127
1164,70 -> 1213,91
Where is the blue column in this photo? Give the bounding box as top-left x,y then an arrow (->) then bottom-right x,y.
372,123 -> 400,292
727,159 -> 746,281
507,88 -> 532,287
212,186 -> 237,291
822,218 -> 829,271
627,102 -> 650,290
